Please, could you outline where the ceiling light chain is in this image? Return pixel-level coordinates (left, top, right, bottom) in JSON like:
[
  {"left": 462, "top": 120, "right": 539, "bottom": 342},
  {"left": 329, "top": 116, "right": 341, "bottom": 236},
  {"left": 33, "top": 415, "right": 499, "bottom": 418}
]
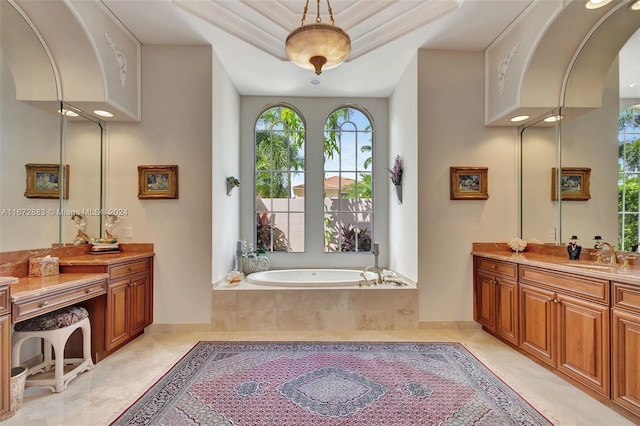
[{"left": 301, "top": 0, "right": 309, "bottom": 25}]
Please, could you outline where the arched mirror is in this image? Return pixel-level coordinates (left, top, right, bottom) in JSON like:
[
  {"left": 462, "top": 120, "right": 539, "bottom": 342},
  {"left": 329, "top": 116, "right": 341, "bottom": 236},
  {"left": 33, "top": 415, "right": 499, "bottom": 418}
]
[
  {"left": 0, "top": 0, "right": 105, "bottom": 251},
  {"left": 520, "top": 4, "right": 640, "bottom": 251}
]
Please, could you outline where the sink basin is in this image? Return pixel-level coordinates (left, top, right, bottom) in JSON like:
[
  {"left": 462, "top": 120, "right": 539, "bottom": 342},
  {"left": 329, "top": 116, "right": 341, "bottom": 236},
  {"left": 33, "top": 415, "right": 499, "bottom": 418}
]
[{"left": 561, "top": 262, "right": 617, "bottom": 271}]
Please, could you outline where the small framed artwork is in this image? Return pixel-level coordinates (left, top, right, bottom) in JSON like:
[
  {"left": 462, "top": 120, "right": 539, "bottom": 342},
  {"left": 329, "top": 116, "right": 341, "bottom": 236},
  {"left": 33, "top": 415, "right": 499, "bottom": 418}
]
[
  {"left": 450, "top": 167, "right": 488, "bottom": 200},
  {"left": 138, "top": 165, "right": 179, "bottom": 199},
  {"left": 551, "top": 167, "right": 590, "bottom": 201},
  {"left": 24, "top": 163, "right": 69, "bottom": 199}
]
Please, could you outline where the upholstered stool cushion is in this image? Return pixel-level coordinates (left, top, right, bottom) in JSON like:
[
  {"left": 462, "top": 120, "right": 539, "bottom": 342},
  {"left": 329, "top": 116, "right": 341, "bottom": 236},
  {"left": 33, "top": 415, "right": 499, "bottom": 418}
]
[{"left": 14, "top": 306, "right": 89, "bottom": 332}]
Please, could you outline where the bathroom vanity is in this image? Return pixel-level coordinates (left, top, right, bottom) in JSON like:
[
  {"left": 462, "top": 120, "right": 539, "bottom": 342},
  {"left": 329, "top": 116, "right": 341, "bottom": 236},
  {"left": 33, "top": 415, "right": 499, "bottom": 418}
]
[
  {"left": 0, "top": 243, "right": 154, "bottom": 406},
  {"left": 472, "top": 242, "right": 640, "bottom": 422}
]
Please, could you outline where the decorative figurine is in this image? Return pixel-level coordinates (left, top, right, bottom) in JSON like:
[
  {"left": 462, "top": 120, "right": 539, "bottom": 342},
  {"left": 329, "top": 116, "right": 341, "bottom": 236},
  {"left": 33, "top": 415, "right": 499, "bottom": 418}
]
[
  {"left": 71, "top": 214, "right": 90, "bottom": 245},
  {"left": 567, "top": 235, "right": 581, "bottom": 260},
  {"left": 104, "top": 214, "right": 122, "bottom": 241}
]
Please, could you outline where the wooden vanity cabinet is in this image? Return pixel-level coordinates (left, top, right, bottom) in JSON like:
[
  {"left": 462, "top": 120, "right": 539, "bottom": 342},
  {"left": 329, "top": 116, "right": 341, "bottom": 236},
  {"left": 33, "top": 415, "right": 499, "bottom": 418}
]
[
  {"left": 0, "top": 286, "right": 10, "bottom": 418},
  {"left": 106, "top": 271, "right": 151, "bottom": 351},
  {"left": 519, "top": 266, "right": 610, "bottom": 396},
  {"left": 612, "top": 282, "right": 640, "bottom": 414},
  {"left": 63, "top": 256, "right": 153, "bottom": 362},
  {"left": 473, "top": 257, "right": 519, "bottom": 345}
]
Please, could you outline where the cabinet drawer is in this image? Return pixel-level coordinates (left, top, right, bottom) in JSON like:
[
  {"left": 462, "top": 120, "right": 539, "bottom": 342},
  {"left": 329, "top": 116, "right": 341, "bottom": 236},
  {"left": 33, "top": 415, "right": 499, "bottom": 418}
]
[
  {"left": 476, "top": 258, "right": 517, "bottom": 278},
  {"left": 519, "top": 266, "right": 609, "bottom": 304},
  {"left": 0, "top": 287, "right": 9, "bottom": 316},
  {"left": 613, "top": 282, "right": 640, "bottom": 314},
  {"left": 12, "top": 279, "right": 107, "bottom": 323},
  {"left": 109, "top": 260, "right": 149, "bottom": 279}
]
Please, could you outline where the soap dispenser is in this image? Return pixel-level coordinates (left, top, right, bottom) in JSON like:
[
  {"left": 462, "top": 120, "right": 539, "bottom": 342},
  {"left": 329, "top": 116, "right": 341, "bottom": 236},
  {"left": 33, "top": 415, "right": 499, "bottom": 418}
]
[{"left": 567, "top": 235, "right": 581, "bottom": 260}]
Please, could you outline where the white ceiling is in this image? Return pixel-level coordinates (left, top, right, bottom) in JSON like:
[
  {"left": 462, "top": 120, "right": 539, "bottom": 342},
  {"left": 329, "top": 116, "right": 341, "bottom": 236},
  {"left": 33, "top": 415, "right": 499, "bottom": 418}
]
[{"left": 100, "top": 0, "right": 639, "bottom": 99}]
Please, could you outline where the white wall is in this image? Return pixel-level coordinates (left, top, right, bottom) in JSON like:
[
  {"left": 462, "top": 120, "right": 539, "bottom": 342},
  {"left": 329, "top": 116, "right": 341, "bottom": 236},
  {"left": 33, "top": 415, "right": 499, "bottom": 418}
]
[
  {"left": 418, "top": 49, "right": 518, "bottom": 322},
  {"left": 388, "top": 54, "right": 419, "bottom": 282},
  {"left": 106, "top": 45, "right": 214, "bottom": 324},
  {"left": 212, "top": 51, "right": 241, "bottom": 283}
]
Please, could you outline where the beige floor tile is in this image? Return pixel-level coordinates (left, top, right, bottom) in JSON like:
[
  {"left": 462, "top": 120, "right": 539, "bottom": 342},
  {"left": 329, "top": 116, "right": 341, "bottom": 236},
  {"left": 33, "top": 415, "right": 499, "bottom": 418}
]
[{"left": 1, "top": 329, "right": 635, "bottom": 426}]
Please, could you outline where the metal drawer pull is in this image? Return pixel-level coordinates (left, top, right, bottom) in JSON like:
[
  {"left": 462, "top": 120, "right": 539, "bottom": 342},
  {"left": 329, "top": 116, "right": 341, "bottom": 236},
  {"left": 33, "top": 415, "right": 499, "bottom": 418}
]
[
  {"left": 39, "top": 300, "right": 48, "bottom": 308},
  {"left": 86, "top": 288, "right": 93, "bottom": 294}
]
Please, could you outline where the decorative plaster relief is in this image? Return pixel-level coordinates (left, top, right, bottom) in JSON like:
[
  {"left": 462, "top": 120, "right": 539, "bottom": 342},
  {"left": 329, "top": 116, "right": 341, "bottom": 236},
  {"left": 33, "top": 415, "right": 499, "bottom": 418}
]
[
  {"left": 498, "top": 43, "right": 520, "bottom": 95},
  {"left": 104, "top": 32, "right": 127, "bottom": 88}
]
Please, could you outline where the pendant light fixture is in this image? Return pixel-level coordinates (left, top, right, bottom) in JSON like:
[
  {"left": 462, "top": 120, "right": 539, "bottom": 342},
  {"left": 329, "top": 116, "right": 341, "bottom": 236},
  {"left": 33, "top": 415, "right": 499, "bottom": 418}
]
[{"left": 285, "top": 0, "right": 351, "bottom": 75}]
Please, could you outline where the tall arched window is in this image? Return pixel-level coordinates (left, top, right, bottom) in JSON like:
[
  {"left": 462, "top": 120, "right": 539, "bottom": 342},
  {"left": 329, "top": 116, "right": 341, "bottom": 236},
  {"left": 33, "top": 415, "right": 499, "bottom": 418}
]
[
  {"left": 254, "top": 105, "right": 305, "bottom": 253},
  {"left": 323, "top": 106, "right": 374, "bottom": 252},
  {"left": 618, "top": 108, "right": 640, "bottom": 251}
]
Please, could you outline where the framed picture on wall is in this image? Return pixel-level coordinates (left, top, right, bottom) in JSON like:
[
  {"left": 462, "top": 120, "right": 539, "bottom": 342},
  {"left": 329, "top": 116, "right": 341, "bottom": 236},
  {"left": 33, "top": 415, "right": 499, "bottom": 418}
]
[
  {"left": 24, "top": 163, "right": 69, "bottom": 199},
  {"left": 450, "top": 167, "right": 488, "bottom": 200},
  {"left": 551, "top": 167, "right": 591, "bottom": 201},
  {"left": 138, "top": 165, "right": 179, "bottom": 199}
]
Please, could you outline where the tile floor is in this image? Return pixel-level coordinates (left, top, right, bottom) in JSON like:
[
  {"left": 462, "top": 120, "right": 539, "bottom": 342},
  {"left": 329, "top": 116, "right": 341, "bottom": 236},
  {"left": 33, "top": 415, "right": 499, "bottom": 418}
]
[{"left": 1, "top": 328, "right": 635, "bottom": 426}]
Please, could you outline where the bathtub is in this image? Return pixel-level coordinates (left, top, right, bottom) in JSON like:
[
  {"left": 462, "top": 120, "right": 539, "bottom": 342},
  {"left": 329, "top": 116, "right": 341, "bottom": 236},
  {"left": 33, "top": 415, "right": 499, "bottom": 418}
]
[{"left": 246, "top": 269, "right": 378, "bottom": 287}]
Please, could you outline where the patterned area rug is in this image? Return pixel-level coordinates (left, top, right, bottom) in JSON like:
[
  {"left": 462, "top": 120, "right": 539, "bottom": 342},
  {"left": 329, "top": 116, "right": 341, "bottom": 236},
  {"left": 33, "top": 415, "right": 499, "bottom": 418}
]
[{"left": 111, "top": 342, "right": 553, "bottom": 426}]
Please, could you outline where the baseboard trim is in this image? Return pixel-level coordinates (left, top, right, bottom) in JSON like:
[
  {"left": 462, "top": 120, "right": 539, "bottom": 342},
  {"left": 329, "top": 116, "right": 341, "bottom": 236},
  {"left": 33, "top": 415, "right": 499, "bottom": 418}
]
[
  {"left": 418, "top": 321, "right": 480, "bottom": 330},
  {"left": 145, "top": 323, "right": 213, "bottom": 333}
]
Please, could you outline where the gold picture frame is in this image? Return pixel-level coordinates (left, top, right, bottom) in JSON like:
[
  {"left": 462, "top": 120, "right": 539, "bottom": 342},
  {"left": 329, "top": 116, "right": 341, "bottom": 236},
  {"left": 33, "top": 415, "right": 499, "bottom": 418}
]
[
  {"left": 24, "top": 163, "right": 69, "bottom": 199},
  {"left": 551, "top": 167, "right": 591, "bottom": 201},
  {"left": 450, "top": 167, "right": 488, "bottom": 200},
  {"left": 138, "top": 165, "right": 179, "bottom": 199}
]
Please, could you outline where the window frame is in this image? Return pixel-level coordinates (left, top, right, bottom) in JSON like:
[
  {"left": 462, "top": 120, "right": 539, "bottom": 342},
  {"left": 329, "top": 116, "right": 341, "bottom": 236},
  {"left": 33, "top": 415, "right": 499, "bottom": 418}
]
[
  {"left": 322, "top": 105, "right": 375, "bottom": 253},
  {"left": 253, "top": 103, "right": 307, "bottom": 253}
]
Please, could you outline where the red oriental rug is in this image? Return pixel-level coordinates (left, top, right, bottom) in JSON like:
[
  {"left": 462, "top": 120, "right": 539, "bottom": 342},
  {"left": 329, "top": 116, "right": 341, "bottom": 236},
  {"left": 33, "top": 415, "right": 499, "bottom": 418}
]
[{"left": 110, "top": 341, "right": 553, "bottom": 426}]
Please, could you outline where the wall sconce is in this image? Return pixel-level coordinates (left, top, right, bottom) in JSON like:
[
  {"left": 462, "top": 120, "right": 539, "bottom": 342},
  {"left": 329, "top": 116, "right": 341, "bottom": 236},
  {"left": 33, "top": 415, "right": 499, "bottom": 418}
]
[{"left": 226, "top": 176, "right": 240, "bottom": 196}]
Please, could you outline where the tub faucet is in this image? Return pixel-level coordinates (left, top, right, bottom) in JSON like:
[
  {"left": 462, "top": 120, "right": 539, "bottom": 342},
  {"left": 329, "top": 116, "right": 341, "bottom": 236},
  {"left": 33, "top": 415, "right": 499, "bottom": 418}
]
[
  {"left": 373, "top": 242, "right": 380, "bottom": 271},
  {"left": 361, "top": 265, "right": 383, "bottom": 285},
  {"left": 594, "top": 240, "right": 618, "bottom": 265}
]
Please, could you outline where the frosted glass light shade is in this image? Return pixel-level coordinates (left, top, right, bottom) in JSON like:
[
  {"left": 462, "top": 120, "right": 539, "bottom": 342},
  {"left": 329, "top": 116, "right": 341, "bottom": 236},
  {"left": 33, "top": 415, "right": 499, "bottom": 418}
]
[{"left": 286, "top": 23, "right": 351, "bottom": 75}]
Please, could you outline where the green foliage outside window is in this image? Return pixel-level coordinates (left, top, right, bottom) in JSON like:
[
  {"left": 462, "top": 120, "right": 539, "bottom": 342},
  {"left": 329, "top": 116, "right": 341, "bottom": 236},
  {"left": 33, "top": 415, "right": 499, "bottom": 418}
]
[{"left": 618, "top": 109, "right": 640, "bottom": 251}]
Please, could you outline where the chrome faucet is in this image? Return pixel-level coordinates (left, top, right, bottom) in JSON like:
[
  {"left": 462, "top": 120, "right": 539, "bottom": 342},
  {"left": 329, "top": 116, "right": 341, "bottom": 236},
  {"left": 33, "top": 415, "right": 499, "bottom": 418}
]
[
  {"left": 360, "top": 243, "right": 383, "bottom": 285},
  {"left": 362, "top": 265, "right": 383, "bottom": 285},
  {"left": 594, "top": 240, "right": 618, "bottom": 265}
]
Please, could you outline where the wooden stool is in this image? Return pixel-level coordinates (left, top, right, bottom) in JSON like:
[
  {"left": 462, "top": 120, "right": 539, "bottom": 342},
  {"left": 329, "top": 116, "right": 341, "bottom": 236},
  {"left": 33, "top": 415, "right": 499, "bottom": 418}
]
[{"left": 12, "top": 306, "right": 94, "bottom": 393}]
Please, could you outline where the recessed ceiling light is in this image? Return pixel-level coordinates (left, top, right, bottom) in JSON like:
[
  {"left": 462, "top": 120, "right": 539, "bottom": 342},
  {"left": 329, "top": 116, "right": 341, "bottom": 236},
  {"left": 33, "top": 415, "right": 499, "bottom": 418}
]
[
  {"left": 310, "top": 79, "right": 320, "bottom": 85},
  {"left": 58, "top": 109, "right": 79, "bottom": 117},
  {"left": 630, "top": 0, "right": 640, "bottom": 10},
  {"left": 544, "top": 115, "right": 563, "bottom": 123},
  {"left": 93, "top": 110, "right": 113, "bottom": 118},
  {"left": 510, "top": 115, "right": 530, "bottom": 122},
  {"left": 585, "top": 0, "right": 612, "bottom": 9}
]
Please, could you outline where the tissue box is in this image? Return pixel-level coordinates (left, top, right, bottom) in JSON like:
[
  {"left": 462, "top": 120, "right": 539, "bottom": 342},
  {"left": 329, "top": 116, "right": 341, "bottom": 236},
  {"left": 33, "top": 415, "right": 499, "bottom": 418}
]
[{"left": 28, "top": 256, "right": 59, "bottom": 277}]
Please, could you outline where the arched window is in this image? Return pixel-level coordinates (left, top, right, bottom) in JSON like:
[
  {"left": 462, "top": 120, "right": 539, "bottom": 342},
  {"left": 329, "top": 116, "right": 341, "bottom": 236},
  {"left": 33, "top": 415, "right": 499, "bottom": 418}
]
[
  {"left": 254, "top": 105, "right": 305, "bottom": 253},
  {"left": 618, "top": 108, "right": 640, "bottom": 251},
  {"left": 323, "top": 106, "right": 373, "bottom": 252}
]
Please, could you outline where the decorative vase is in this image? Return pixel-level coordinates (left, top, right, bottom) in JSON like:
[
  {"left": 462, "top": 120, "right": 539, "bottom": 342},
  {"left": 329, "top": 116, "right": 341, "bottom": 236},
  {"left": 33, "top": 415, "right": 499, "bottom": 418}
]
[
  {"left": 395, "top": 183, "right": 403, "bottom": 204},
  {"left": 242, "top": 255, "right": 270, "bottom": 274}
]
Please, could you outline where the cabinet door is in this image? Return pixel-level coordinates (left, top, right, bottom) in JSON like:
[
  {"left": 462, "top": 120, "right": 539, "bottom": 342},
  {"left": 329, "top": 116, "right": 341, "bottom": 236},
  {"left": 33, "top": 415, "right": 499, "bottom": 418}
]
[
  {"left": 475, "top": 270, "right": 497, "bottom": 333},
  {"left": 613, "top": 308, "right": 640, "bottom": 413},
  {"left": 129, "top": 274, "right": 150, "bottom": 336},
  {"left": 557, "top": 294, "right": 610, "bottom": 396},
  {"left": 106, "top": 279, "right": 130, "bottom": 351},
  {"left": 519, "top": 283, "right": 555, "bottom": 366},
  {"left": 496, "top": 277, "right": 519, "bottom": 345},
  {"left": 0, "top": 315, "right": 9, "bottom": 418}
]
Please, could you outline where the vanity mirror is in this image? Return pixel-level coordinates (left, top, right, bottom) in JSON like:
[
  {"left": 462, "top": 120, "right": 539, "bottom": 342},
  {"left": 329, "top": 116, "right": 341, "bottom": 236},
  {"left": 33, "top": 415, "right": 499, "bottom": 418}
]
[
  {"left": 0, "top": 0, "right": 105, "bottom": 251},
  {"left": 519, "top": 7, "right": 639, "bottom": 250}
]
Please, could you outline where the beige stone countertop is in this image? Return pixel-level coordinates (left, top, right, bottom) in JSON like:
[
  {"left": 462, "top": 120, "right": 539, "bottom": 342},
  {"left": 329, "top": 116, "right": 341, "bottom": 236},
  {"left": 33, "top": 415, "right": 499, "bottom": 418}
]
[
  {"left": 10, "top": 273, "right": 108, "bottom": 302},
  {"left": 59, "top": 251, "right": 154, "bottom": 266},
  {"left": 0, "top": 276, "right": 18, "bottom": 286},
  {"left": 472, "top": 249, "right": 640, "bottom": 285}
]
